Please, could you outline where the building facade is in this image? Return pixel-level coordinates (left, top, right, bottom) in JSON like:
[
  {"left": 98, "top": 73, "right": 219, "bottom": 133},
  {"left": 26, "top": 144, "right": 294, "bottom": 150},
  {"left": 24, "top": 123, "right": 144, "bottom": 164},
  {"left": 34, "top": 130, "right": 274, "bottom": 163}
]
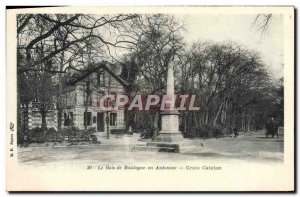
[{"left": 20, "top": 64, "right": 128, "bottom": 136}]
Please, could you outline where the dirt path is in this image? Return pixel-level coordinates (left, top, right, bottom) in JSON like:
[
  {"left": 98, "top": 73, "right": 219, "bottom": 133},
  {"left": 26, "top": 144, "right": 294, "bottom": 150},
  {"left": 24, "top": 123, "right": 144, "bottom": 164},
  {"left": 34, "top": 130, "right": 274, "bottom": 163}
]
[{"left": 17, "top": 131, "right": 283, "bottom": 167}]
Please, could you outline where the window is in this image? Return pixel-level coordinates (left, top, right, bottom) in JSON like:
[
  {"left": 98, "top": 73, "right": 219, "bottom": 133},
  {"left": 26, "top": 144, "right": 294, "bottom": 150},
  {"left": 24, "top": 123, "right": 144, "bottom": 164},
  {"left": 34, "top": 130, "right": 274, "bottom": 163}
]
[
  {"left": 84, "top": 112, "right": 92, "bottom": 126},
  {"left": 101, "top": 73, "right": 105, "bottom": 86},
  {"left": 69, "top": 112, "right": 73, "bottom": 120},
  {"left": 110, "top": 113, "right": 117, "bottom": 126},
  {"left": 97, "top": 73, "right": 101, "bottom": 86},
  {"left": 97, "top": 73, "right": 105, "bottom": 87},
  {"left": 64, "top": 112, "right": 73, "bottom": 126}
]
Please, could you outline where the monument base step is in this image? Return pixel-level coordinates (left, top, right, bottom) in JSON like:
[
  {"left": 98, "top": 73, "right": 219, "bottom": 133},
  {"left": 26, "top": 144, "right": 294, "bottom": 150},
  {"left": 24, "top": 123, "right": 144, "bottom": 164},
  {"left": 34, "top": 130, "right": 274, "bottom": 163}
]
[
  {"left": 133, "top": 145, "right": 176, "bottom": 152},
  {"left": 134, "top": 140, "right": 205, "bottom": 153},
  {"left": 153, "top": 132, "right": 184, "bottom": 143}
]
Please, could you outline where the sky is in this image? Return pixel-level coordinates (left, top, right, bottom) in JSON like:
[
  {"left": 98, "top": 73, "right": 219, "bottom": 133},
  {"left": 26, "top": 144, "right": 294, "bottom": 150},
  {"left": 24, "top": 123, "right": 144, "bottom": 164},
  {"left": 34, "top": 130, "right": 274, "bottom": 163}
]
[{"left": 176, "top": 14, "right": 284, "bottom": 80}]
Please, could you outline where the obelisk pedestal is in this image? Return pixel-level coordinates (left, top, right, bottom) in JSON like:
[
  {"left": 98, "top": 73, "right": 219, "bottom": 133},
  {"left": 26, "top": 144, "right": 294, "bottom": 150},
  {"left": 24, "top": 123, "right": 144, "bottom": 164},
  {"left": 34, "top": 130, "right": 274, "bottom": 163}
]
[{"left": 153, "top": 111, "right": 183, "bottom": 143}]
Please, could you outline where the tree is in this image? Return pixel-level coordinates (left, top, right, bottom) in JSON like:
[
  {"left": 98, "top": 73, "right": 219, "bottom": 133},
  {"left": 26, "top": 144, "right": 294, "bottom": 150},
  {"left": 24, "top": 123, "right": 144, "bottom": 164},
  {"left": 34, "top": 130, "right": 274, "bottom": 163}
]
[
  {"left": 120, "top": 14, "right": 185, "bottom": 132},
  {"left": 17, "top": 14, "right": 139, "bottom": 142},
  {"left": 252, "top": 14, "right": 273, "bottom": 38},
  {"left": 131, "top": 14, "right": 184, "bottom": 94},
  {"left": 179, "top": 41, "right": 277, "bottom": 133}
]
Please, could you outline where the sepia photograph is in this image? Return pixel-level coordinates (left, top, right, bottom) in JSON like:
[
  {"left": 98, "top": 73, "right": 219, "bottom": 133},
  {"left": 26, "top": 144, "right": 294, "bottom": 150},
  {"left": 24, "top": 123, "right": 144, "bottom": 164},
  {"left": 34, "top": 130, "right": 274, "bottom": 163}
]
[{"left": 6, "top": 6, "right": 294, "bottom": 191}]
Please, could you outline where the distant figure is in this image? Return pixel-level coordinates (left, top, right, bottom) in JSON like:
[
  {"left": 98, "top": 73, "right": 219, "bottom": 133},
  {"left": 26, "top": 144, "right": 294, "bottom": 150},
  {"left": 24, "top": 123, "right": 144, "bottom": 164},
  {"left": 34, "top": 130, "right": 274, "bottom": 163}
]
[
  {"left": 233, "top": 127, "right": 239, "bottom": 138},
  {"left": 128, "top": 126, "right": 133, "bottom": 135},
  {"left": 265, "top": 118, "right": 279, "bottom": 138}
]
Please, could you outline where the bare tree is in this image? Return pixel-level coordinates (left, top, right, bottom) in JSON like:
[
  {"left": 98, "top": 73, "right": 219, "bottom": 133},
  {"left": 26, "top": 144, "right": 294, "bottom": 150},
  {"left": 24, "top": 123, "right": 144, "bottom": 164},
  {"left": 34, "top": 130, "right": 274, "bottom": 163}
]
[
  {"left": 180, "top": 41, "right": 277, "bottom": 135},
  {"left": 252, "top": 14, "right": 273, "bottom": 38}
]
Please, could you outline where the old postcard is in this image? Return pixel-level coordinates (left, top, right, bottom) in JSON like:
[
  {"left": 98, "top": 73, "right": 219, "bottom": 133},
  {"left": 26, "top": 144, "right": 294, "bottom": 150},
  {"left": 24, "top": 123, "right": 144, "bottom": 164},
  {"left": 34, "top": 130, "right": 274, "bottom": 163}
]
[{"left": 6, "top": 6, "right": 294, "bottom": 191}]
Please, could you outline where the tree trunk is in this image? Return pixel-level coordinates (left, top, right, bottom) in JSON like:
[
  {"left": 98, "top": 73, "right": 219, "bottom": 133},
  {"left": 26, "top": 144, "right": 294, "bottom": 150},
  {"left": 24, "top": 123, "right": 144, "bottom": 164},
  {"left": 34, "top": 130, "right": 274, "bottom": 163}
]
[
  {"left": 106, "top": 75, "right": 112, "bottom": 139},
  {"left": 184, "top": 112, "right": 187, "bottom": 132},
  {"left": 231, "top": 108, "right": 236, "bottom": 129},
  {"left": 57, "top": 50, "right": 65, "bottom": 132},
  {"left": 106, "top": 112, "right": 110, "bottom": 139},
  {"left": 57, "top": 109, "right": 62, "bottom": 132},
  {"left": 205, "top": 106, "right": 209, "bottom": 124},
  {"left": 247, "top": 109, "right": 251, "bottom": 132},
  {"left": 221, "top": 98, "right": 228, "bottom": 124},
  {"left": 84, "top": 105, "right": 88, "bottom": 131},
  {"left": 193, "top": 111, "right": 198, "bottom": 127},
  {"left": 213, "top": 102, "right": 223, "bottom": 126},
  {"left": 84, "top": 80, "right": 91, "bottom": 132},
  {"left": 241, "top": 111, "right": 245, "bottom": 132},
  {"left": 41, "top": 111, "right": 47, "bottom": 129}
]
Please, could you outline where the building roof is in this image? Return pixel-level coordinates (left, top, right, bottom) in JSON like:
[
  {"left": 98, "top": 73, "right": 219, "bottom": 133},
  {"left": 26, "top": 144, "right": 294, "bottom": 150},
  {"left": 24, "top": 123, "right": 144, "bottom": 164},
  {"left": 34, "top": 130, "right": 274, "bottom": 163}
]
[{"left": 66, "top": 62, "right": 129, "bottom": 88}]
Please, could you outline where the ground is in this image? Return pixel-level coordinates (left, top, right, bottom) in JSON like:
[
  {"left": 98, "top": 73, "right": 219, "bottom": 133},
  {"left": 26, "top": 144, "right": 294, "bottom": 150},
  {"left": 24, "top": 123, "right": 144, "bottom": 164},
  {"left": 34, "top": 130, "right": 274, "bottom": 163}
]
[{"left": 18, "top": 130, "right": 283, "bottom": 167}]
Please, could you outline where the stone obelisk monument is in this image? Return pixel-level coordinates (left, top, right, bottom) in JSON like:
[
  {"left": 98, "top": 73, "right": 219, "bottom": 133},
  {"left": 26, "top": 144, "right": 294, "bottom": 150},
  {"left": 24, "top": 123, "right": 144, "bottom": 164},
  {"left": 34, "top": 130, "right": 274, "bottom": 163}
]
[
  {"left": 140, "top": 67, "right": 201, "bottom": 152},
  {"left": 154, "top": 65, "right": 183, "bottom": 143}
]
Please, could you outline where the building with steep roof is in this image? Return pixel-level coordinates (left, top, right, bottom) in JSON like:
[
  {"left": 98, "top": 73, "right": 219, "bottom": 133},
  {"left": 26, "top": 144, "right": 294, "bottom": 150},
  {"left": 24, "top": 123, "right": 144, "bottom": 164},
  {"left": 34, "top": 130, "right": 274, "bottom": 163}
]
[{"left": 20, "top": 63, "right": 129, "bottom": 136}]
